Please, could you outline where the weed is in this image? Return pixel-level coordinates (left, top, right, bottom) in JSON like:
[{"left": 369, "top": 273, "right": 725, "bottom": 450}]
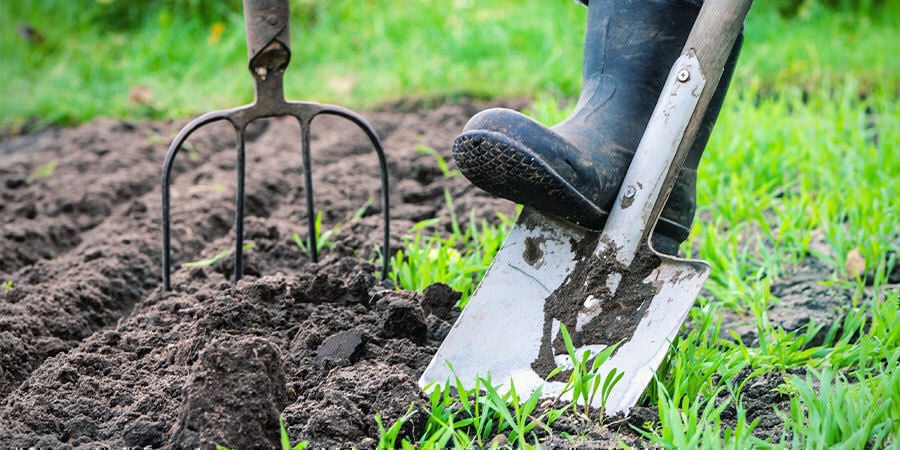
[
  {"left": 418, "top": 371, "right": 562, "bottom": 450},
  {"left": 278, "top": 414, "right": 309, "bottom": 450},
  {"left": 375, "top": 404, "right": 417, "bottom": 450},
  {"left": 388, "top": 195, "right": 509, "bottom": 307},
  {"left": 182, "top": 243, "right": 256, "bottom": 269},
  {"left": 416, "top": 145, "right": 461, "bottom": 178},
  {"left": 553, "top": 323, "right": 623, "bottom": 418},
  {"left": 292, "top": 210, "right": 337, "bottom": 257},
  {"left": 639, "top": 380, "right": 769, "bottom": 449},
  {"left": 1, "top": 280, "right": 12, "bottom": 292},
  {"left": 293, "top": 200, "right": 371, "bottom": 257},
  {"left": 26, "top": 159, "right": 58, "bottom": 184},
  {"left": 780, "top": 354, "right": 898, "bottom": 449}
]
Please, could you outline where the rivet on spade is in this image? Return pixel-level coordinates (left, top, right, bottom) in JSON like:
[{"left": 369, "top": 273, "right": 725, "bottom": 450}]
[{"left": 677, "top": 69, "right": 690, "bottom": 82}]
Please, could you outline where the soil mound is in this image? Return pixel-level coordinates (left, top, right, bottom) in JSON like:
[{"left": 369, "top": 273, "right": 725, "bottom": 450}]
[{"left": 0, "top": 100, "right": 516, "bottom": 448}]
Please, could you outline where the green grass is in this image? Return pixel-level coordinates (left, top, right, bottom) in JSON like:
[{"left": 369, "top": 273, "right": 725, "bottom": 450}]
[
  {"left": 2, "top": 1, "right": 897, "bottom": 127},
  {"left": 387, "top": 60, "right": 898, "bottom": 448},
  {"left": 182, "top": 242, "right": 256, "bottom": 269},
  {"left": 414, "top": 371, "right": 564, "bottom": 449},
  {"left": 389, "top": 190, "right": 511, "bottom": 308}
]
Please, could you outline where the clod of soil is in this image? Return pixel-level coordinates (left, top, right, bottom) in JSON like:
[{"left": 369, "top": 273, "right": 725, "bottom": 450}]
[{"left": 532, "top": 234, "right": 661, "bottom": 379}]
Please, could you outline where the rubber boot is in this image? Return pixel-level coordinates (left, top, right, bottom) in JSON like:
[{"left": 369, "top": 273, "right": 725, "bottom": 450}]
[{"left": 452, "top": 0, "right": 742, "bottom": 255}]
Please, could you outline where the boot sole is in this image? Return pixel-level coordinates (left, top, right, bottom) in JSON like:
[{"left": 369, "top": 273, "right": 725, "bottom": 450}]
[
  {"left": 453, "top": 130, "right": 689, "bottom": 254},
  {"left": 453, "top": 130, "right": 609, "bottom": 229}
]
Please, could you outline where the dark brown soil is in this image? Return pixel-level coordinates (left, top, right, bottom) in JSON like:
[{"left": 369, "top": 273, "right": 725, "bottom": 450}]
[
  {"left": 532, "top": 235, "right": 661, "bottom": 379},
  {"left": 0, "top": 99, "right": 867, "bottom": 448}
]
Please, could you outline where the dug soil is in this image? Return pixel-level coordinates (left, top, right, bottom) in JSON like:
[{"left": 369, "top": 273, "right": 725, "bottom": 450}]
[{"left": 0, "top": 99, "right": 874, "bottom": 448}]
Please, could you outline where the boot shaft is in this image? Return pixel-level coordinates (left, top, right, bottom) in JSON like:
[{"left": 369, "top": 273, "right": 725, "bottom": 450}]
[
  {"left": 559, "top": 0, "right": 703, "bottom": 154},
  {"left": 582, "top": 0, "right": 700, "bottom": 89}
]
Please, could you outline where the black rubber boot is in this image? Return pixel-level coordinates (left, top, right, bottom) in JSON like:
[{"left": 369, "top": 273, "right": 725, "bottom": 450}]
[{"left": 452, "top": 0, "right": 741, "bottom": 255}]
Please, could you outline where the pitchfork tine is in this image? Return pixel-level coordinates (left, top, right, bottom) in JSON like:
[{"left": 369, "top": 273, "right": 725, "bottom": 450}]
[
  {"left": 161, "top": 0, "right": 390, "bottom": 292},
  {"left": 162, "top": 111, "right": 233, "bottom": 292}
]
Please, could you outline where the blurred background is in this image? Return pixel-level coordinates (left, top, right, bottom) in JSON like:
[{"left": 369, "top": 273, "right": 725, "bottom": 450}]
[{"left": 0, "top": 0, "right": 896, "bottom": 129}]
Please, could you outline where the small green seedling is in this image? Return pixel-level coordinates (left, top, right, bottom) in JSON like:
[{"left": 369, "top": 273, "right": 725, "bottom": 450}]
[
  {"left": 182, "top": 243, "right": 256, "bottom": 269},
  {"left": 293, "top": 210, "right": 337, "bottom": 256},
  {"left": 555, "top": 323, "right": 623, "bottom": 418},
  {"left": 375, "top": 404, "right": 417, "bottom": 450},
  {"left": 293, "top": 200, "right": 372, "bottom": 257},
  {"left": 278, "top": 414, "right": 309, "bottom": 450},
  {"left": 416, "top": 145, "right": 461, "bottom": 178},
  {"left": 1, "top": 280, "right": 12, "bottom": 292},
  {"left": 26, "top": 159, "right": 58, "bottom": 184}
]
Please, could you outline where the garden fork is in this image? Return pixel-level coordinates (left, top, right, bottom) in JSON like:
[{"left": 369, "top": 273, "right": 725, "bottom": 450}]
[{"left": 162, "top": 0, "right": 390, "bottom": 291}]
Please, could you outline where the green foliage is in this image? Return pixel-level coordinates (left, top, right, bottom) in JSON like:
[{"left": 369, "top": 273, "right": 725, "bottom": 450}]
[
  {"left": 417, "top": 371, "right": 560, "bottom": 450},
  {"left": 781, "top": 353, "right": 899, "bottom": 449},
  {"left": 292, "top": 210, "right": 337, "bottom": 257},
  {"left": 554, "top": 323, "right": 623, "bottom": 418},
  {"left": 182, "top": 242, "right": 256, "bottom": 269},
  {"left": 80, "top": 0, "right": 241, "bottom": 30},
  {"left": 26, "top": 159, "right": 57, "bottom": 184},
  {"left": 293, "top": 200, "right": 372, "bottom": 257},
  {"left": 776, "top": 0, "right": 889, "bottom": 18},
  {"left": 407, "top": 329, "right": 626, "bottom": 447},
  {"left": 1, "top": 280, "right": 12, "bottom": 292},
  {"left": 640, "top": 381, "right": 769, "bottom": 449},
  {"left": 375, "top": 405, "right": 417, "bottom": 450},
  {"left": 3, "top": 1, "right": 896, "bottom": 126},
  {"left": 388, "top": 193, "right": 510, "bottom": 307},
  {"left": 279, "top": 414, "right": 309, "bottom": 450}
]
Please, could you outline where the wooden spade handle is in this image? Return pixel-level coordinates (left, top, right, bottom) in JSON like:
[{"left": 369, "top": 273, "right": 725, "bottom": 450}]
[
  {"left": 600, "top": 0, "right": 754, "bottom": 262},
  {"left": 648, "top": 0, "right": 755, "bottom": 241}
]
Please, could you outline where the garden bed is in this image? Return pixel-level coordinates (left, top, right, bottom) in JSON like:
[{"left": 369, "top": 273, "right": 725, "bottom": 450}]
[{"left": 0, "top": 99, "right": 882, "bottom": 448}]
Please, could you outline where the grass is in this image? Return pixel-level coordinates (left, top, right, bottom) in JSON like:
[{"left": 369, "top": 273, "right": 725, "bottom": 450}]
[
  {"left": 292, "top": 210, "right": 338, "bottom": 257},
  {"left": 389, "top": 191, "right": 511, "bottom": 308},
  {"left": 25, "top": 159, "right": 57, "bottom": 184},
  {"left": 386, "top": 57, "right": 898, "bottom": 448},
  {"left": 182, "top": 242, "right": 256, "bottom": 269},
  {"left": 3, "top": 0, "right": 897, "bottom": 447},
  {"left": 1, "top": 2, "right": 897, "bottom": 127},
  {"left": 415, "top": 371, "right": 564, "bottom": 449}
]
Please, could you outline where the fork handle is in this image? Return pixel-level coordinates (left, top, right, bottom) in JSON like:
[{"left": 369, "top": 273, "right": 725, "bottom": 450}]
[{"left": 243, "top": 0, "right": 291, "bottom": 77}]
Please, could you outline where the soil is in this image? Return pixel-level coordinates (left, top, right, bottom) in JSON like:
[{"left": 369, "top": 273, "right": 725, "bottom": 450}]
[
  {"left": 532, "top": 235, "right": 661, "bottom": 380},
  {"left": 0, "top": 99, "right": 889, "bottom": 448}
]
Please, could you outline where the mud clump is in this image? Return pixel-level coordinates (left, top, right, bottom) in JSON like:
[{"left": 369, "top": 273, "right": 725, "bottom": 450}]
[
  {"left": 379, "top": 292, "right": 428, "bottom": 344},
  {"left": 315, "top": 329, "right": 366, "bottom": 365},
  {"left": 173, "top": 337, "right": 289, "bottom": 448},
  {"left": 533, "top": 234, "right": 661, "bottom": 379}
]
